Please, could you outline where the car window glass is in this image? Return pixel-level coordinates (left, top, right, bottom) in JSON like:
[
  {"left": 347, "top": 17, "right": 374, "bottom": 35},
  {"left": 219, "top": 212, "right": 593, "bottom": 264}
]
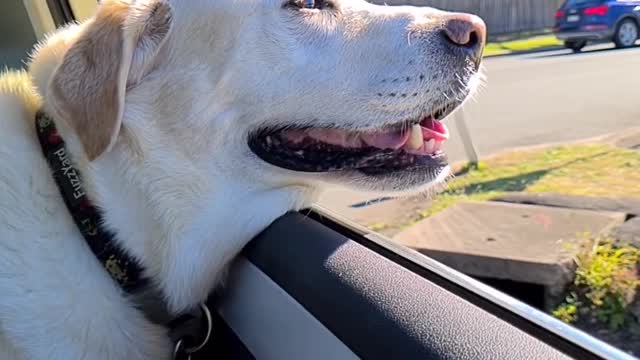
[
  {"left": 565, "top": 0, "right": 606, "bottom": 6},
  {"left": 1, "top": 1, "right": 37, "bottom": 69}
]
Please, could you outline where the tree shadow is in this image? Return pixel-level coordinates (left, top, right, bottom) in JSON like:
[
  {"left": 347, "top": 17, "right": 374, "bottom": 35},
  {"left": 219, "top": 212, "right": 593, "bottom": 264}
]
[
  {"left": 348, "top": 150, "right": 614, "bottom": 208},
  {"left": 454, "top": 150, "right": 614, "bottom": 196},
  {"left": 460, "top": 169, "right": 549, "bottom": 195}
]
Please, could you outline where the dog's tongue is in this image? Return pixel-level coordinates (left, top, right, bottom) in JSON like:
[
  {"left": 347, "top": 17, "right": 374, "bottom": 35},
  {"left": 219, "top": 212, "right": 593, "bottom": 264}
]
[
  {"left": 360, "top": 131, "right": 410, "bottom": 149},
  {"left": 285, "top": 118, "right": 448, "bottom": 151}
]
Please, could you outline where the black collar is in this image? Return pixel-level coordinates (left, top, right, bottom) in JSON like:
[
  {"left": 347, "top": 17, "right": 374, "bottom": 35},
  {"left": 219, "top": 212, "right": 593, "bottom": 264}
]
[
  {"left": 35, "top": 111, "right": 148, "bottom": 292},
  {"left": 35, "top": 111, "right": 212, "bottom": 355}
]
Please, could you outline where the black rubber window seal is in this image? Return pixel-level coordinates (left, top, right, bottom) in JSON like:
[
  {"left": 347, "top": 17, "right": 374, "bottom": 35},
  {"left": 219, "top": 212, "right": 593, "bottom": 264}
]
[{"left": 46, "top": 0, "right": 77, "bottom": 27}]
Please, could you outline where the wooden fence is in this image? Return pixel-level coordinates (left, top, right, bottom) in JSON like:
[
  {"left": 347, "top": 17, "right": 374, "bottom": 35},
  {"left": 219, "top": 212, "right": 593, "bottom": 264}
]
[{"left": 369, "top": 0, "right": 565, "bottom": 37}]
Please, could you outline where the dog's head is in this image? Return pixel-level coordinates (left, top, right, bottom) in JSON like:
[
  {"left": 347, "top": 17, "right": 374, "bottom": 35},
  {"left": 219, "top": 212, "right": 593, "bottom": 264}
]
[{"left": 32, "top": 0, "right": 485, "bottom": 198}]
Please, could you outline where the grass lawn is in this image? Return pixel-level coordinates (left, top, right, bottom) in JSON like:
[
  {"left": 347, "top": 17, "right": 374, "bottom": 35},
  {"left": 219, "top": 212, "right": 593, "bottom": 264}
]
[
  {"left": 484, "top": 35, "right": 563, "bottom": 56},
  {"left": 399, "top": 143, "right": 640, "bottom": 230}
]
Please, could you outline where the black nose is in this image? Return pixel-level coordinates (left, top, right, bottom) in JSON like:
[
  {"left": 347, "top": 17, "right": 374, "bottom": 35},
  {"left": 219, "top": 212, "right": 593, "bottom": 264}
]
[{"left": 441, "top": 13, "right": 486, "bottom": 64}]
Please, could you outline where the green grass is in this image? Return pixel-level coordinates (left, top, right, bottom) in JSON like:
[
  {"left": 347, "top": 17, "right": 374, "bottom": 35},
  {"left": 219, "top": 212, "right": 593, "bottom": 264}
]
[
  {"left": 369, "top": 222, "right": 390, "bottom": 232},
  {"left": 553, "top": 235, "right": 640, "bottom": 331},
  {"left": 403, "top": 143, "right": 640, "bottom": 228},
  {"left": 484, "top": 35, "right": 563, "bottom": 56}
]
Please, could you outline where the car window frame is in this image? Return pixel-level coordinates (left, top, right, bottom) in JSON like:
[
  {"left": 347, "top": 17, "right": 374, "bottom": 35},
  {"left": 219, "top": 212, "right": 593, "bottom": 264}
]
[{"left": 308, "top": 205, "right": 636, "bottom": 360}]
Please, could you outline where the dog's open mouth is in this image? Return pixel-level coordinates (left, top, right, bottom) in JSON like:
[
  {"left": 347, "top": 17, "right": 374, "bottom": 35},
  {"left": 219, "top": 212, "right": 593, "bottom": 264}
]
[{"left": 248, "top": 103, "right": 458, "bottom": 176}]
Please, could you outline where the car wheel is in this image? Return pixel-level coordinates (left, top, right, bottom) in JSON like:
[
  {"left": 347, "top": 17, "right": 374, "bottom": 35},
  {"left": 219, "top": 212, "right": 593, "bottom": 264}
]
[
  {"left": 614, "top": 19, "right": 639, "bottom": 48},
  {"left": 564, "top": 40, "right": 586, "bottom": 52}
]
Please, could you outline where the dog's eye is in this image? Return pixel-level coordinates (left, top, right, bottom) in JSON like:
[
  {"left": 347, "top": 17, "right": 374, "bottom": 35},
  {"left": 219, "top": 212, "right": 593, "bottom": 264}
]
[{"left": 284, "top": 0, "right": 334, "bottom": 10}]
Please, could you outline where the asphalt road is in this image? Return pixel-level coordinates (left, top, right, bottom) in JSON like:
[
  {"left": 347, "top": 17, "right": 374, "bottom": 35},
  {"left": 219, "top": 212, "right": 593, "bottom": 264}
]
[{"left": 318, "top": 43, "right": 640, "bottom": 212}]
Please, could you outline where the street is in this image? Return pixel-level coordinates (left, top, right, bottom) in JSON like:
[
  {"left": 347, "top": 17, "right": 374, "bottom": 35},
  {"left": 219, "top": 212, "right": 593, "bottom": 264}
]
[{"left": 318, "top": 44, "right": 640, "bottom": 212}]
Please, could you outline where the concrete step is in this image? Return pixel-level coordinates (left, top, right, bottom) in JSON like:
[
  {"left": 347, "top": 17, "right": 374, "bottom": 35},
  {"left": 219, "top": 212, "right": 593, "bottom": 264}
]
[{"left": 393, "top": 201, "right": 626, "bottom": 306}]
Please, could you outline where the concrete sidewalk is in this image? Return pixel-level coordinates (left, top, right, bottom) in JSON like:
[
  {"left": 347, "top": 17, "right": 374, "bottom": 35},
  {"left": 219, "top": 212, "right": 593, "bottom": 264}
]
[{"left": 393, "top": 200, "right": 627, "bottom": 309}]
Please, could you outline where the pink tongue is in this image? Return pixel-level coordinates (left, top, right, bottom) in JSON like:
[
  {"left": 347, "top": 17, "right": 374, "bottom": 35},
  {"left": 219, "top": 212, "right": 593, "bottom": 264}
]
[
  {"left": 360, "top": 131, "right": 410, "bottom": 149},
  {"left": 421, "top": 117, "right": 449, "bottom": 141}
]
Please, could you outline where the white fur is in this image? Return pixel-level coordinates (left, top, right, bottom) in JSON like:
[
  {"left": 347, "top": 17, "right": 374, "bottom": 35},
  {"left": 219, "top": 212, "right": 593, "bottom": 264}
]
[{"left": 0, "top": 0, "right": 483, "bottom": 358}]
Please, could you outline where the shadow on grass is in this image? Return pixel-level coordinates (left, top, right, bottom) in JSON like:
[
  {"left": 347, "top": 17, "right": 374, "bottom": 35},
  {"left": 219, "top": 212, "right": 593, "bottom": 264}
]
[
  {"left": 460, "top": 169, "right": 549, "bottom": 195},
  {"left": 452, "top": 150, "right": 614, "bottom": 197}
]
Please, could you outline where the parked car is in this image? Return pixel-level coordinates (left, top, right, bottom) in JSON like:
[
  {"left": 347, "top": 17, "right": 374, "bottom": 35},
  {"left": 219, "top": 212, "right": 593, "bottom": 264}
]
[{"left": 553, "top": 0, "right": 640, "bottom": 51}]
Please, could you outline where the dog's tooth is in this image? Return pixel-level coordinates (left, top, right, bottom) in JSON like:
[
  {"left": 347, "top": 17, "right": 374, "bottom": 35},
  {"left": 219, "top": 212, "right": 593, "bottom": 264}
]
[
  {"left": 425, "top": 139, "right": 435, "bottom": 153},
  {"left": 407, "top": 124, "right": 423, "bottom": 150}
]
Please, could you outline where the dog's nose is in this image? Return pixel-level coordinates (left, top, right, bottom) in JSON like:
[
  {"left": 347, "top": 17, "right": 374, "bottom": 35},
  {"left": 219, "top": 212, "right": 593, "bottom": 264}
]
[{"left": 441, "top": 13, "right": 486, "bottom": 63}]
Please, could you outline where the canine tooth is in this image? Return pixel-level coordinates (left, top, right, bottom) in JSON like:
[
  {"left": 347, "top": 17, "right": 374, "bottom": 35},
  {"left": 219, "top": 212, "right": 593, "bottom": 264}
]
[
  {"left": 407, "top": 124, "right": 423, "bottom": 150},
  {"left": 425, "top": 139, "right": 435, "bottom": 153}
]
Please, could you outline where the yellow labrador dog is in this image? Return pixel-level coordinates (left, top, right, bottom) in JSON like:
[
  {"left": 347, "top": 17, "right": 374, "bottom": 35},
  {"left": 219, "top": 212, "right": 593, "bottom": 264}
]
[{"left": 0, "top": 0, "right": 485, "bottom": 358}]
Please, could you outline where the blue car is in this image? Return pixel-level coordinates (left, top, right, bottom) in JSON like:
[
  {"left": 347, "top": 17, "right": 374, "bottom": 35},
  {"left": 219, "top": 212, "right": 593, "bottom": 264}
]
[{"left": 554, "top": 0, "right": 640, "bottom": 51}]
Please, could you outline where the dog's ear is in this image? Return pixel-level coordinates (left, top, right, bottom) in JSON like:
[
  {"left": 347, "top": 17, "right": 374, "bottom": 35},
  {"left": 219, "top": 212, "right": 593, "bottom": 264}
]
[{"left": 48, "top": 0, "right": 173, "bottom": 161}]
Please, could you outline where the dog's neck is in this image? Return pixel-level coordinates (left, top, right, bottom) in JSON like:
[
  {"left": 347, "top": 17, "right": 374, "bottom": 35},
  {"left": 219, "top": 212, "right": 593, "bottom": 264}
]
[
  {"left": 78, "top": 147, "right": 312, "bottom": 313},
  {"left": 29, "top": 26, "right": 317, "bottom": 313}
]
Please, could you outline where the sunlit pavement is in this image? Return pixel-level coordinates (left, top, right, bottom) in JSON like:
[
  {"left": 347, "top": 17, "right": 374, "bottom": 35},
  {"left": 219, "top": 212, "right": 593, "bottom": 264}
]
[{"left": 317, "top": 44, "right": 640, "bottom": 212}]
